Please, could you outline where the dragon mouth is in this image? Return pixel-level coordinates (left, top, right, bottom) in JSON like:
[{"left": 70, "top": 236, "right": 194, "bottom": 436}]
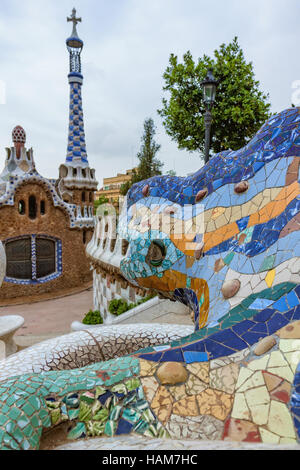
[{"left": 145, "top": 240, "right": 166, "bottom": 267}]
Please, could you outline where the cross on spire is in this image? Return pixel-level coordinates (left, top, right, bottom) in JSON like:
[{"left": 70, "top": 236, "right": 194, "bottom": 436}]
[{"left": 67, "top": 8, "right": 81, "bottom": 37}]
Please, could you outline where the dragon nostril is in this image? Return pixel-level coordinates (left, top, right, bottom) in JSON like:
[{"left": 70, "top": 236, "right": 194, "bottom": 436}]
[{"left": 146, "top": 240, "right": 166, "bottom": 267}]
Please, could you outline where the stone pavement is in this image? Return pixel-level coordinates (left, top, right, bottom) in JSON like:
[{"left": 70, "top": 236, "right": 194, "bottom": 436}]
[
  {"left": 0, "top": 287, "right": 94, "bottom": 348},
  {"left": 55, "top": 434, "right": 300, "bottom": 451},
  {"left": 0, "top": 289, "right": 192, "bottom": 348}
]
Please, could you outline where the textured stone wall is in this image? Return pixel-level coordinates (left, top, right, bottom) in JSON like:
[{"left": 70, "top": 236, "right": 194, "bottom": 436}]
[{"left": 0, "top": 181, "right": 93, "bottom": 301}]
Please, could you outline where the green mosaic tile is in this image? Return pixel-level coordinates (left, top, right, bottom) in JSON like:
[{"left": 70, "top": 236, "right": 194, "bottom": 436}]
[
  {"left": 224, "top": 252, "right": 235, "bottom": 265},
  {"left": 95, "top": 386, "right": 107, "bottom": 397},
  {"left": 91, "top": 400, "right": 101, "bottom": 415},
  {"left": 68, "top": 408, "right": 79, "bottom": 420},
  {"left": 123, "top": 393, "right": 137, "bottom": 407},
  {"left": 23, "top": 424, "right": 34, "bottom": 438},
  {"left": 5, "top": 421, "right": 16, "bottom": 434},
  {"left": 28, "top": 396, "right": 42, "bottom": 410},
  {"left": 39, "top": 408, "right": 51, "bottom": 428},
  {"left": 259, "top": 254, "right": 276, "bottom": 272},
  {"left": 21, "top": 402, "right": 36, "bottom": 417},
  {"left": 109, "top": 405, "right": 122, "bottom": 421},
  {"left": 122, "top": 407, "right": 141, "bottom": 424},
  {"left": 17, "top": 416, "right": 30, "bottom": 429},
  {"left": 104, "top": 419, "right": 117, "bottom": 437},
  {"left": 125, "top": 378, "right": 141, "bottom": 391},
  {"left": 13, "top": 382, "right": 28, "bottom": 391},
  {"left": 50, "top": 408, "right": 61, "bottom": 425},
  {"left": 86, "top": 421, "right": 105, "bottom": 437},
  {"left": 63, "top": 393, "right": 79, "bottom": 408},
  {"left": 0, "top": 415, "right": 8, "bottom": 426},
  {"left": 111, "top": 383, "right": 127, "bottom": 394},
  {"left": 80, "top": 392, "right": 95, "bottom": 404},
  {"left": 28, "top": 435, "right": 40, "bottom": 450},
  {"left": 141, "top": 409, "right": 156, "bottom": 423},
  {"left": 11, "top": 427, "right": 24, "bottom": 444},
  {"left": 8, "top": 407, "right": 22, "bottom": 421},
  {"left": 78, "top": 401, "right": 92, "bottom": 422},
  {"left": 6, "top": 396, "right": 17, "bottom": 407},
  {"left": 133, "top": 419, "right": 149, "bottom": 434},
  {"left": 132, "top": 399, "right": 149, "bottom": 412},
  {"left": 4, "top": 436, "right": 19, "bottom": 450},
  {"left": 93, "top": 408, "right": 109, "bottom": 423},
  {"left": 67, "top": 422, "right": 86, "bottom": 440},
  {"left": 30, "top": 415, "right": 42, "bottom": 428}
]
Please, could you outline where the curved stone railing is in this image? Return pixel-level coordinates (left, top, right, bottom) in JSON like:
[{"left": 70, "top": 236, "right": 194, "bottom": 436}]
[
  {"left": 86, "top": 212, "right": 150, "bottom": 323},
  {"left": 0, "top": 323, "right": 194, "bottom": 382}
]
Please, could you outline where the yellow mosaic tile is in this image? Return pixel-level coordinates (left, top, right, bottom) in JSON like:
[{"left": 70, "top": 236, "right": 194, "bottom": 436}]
[
  {"left": 211, "top": 207, "right": 226, "bottom": 220},
  {"left": 141, "top": 376, "right": 159, "bottom": 403},
  {"left": 231, "top": 392, "right": 251, "bottom": 421},
  {"left": 234, "top": 367, "right": 253, "bottom": 390},
  {"left": 265, "top": 269, "right": 275, "bottom": 288},
  {"left": 185, "top": 374, "right": 208, "bottom": 395},
  {"left": 268, "top": 351, "right": 289, "bottom": 368},
  {"left": 267, "top": 366, "right": 294, "bottom": 383},
  {"left": 172, "top": 395, "right": 199, "bottom": 417},
  {"left": 209, "top": 363, "right": 240, "bottom": 394},
  {"left": 244, "top": 385, "right": 270, "bottom": 407},
  {"left": 237, "top": 371, "right": 265, "bottom": 392},
  {"left": 267, "top": 400, "right": 296, "bottom": 439},
  {"left": 279, "top": 338, "right": 300, "bottom": 352},
  {"left": 250, "top": 403, "right": 270, "bottom": 426},
  {"left": 247, "top": 355, "right": 269, "bottom": 371},
  {"left": 187, "top": 362, "right": 210, "bottom": 384},
  {"left": 284, "top": 351, "right": 300, "bottom": 373},
  {"left": 280, "top": 437, "right": 297, "bottom": 444},
  {"left": 168, "top": 384, "right": 188, "bottom": 401},
  {"left": 277, "top": 320, "right": 300, "bottom": 338},
  {"left": 151, "top": 386, "right": 174, "bottom": 425},
  {"left": 139, "top": 359, "right": 158, "bottom": 377},
  {"left": 259, "top": 427, "right": 280, "bottom": 444},
  {"left": 196, "top": 389, "right": 233, "bottom": 421}
]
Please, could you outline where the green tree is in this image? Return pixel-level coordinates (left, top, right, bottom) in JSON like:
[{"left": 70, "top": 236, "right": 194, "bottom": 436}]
[
  {"left": 158, "top": 37, "right": 272, "bottom": 158},
  {"left": 94, "top": 195, "right": 109, "bottom": 212},
  {"left": 120, "top": 118, "right": 163, "bottom": 195}
]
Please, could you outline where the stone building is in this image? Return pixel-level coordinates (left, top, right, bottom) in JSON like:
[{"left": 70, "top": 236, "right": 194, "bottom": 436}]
[
  {"left": 0, "top": 9, "right": 97, "bottom": 302},
  {"left": 95, "top": 168, "right": 137, "bottom": 206}
]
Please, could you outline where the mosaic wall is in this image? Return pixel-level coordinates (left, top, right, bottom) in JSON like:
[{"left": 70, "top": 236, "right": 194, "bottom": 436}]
[
  {"left": 0, "top": 107, "right": 300, "bottom": 449},
  {"left": 66, "top": 81, "right": 88, "bottom": 164}
]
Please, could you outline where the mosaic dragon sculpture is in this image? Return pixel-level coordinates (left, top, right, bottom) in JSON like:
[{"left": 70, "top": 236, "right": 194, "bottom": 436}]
[{"left": 1, "top": 106, "right": 300, "bottom": 449}]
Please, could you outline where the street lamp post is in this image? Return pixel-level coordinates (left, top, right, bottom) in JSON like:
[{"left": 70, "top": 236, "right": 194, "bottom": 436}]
[{"left": 201, "top": 69, "right": 218, "bottom": 164}]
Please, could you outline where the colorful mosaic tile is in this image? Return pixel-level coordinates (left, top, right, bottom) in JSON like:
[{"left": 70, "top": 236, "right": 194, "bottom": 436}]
[{"left": 1, "top": 107, "right": 300, "bottom": 449}]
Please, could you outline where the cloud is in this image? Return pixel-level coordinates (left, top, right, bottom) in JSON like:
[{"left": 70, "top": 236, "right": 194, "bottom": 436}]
[{"left": 0, "top": 0, "right": 298, "bottom": 184}]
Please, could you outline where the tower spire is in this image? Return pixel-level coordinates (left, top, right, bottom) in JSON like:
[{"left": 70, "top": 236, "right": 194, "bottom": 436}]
[
  {"left": 65, "top": 7, "right": 87, "bottom": 164},
  {"left": 67, "top": 8, "right": 81, "bottom": 38},
  {"left": 58, "top": 9, "right": 97, "bottom": 220}
]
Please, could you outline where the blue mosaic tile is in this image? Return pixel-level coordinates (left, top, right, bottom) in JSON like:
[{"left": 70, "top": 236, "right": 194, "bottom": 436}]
[{"left": 183, "top": 351, "right": 209, "bottom": 363}]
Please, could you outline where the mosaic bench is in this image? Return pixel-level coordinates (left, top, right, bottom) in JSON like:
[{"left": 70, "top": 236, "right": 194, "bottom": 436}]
[{"left": 1, "top": 106, "right": 300, "bottom": 449}]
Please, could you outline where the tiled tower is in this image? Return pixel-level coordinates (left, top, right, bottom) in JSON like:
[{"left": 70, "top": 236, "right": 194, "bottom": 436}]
[{"left": 58, "top": 8, "right": 97, "bottom": 212}]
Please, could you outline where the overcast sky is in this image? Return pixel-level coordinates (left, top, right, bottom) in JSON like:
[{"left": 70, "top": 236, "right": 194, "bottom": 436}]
[{"left": 0, "top": 0, "right": 299, "bottom": 186}]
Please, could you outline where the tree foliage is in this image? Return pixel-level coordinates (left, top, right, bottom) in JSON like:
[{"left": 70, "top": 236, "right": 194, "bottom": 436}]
[
  {"left": 94, "top": 195, "right": 109, "bottom": 212},
  {"left": 120, "top": 118, "right": 163, "bottom": 195},
  {"left": 158, "top": 37, "right": 272, "bottom": 157}
]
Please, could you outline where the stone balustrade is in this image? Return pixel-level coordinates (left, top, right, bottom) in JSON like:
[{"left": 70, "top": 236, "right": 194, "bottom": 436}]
[{"left": 86, "top": 213, "right": 149, "bottom": 323}]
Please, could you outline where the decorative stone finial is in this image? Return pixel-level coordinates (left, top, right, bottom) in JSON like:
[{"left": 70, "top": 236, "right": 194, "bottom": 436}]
[
  {"left": 12, "top": 126, "right": 26, "bottom": 159},
  {"left": 12, "top": 126, "right": 26, "bottom": 144}
]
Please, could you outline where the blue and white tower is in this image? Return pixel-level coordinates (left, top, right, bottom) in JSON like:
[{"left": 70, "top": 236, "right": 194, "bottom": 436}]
[
  {"left": 58, "top": 8, "right": 97, "bottom": 207},
  {"left": 66, "top": 8, "right": 87, "bottom": 164}
]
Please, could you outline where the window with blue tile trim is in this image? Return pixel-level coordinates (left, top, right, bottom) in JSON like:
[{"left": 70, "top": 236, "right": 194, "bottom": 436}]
[{"left": 4, "top": 234, "right": 62, "bottom": 285}]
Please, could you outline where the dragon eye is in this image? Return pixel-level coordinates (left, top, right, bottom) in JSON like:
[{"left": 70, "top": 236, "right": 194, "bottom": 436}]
[{"left": 146, "top": 240, "right": 166, "bottom": 267}]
